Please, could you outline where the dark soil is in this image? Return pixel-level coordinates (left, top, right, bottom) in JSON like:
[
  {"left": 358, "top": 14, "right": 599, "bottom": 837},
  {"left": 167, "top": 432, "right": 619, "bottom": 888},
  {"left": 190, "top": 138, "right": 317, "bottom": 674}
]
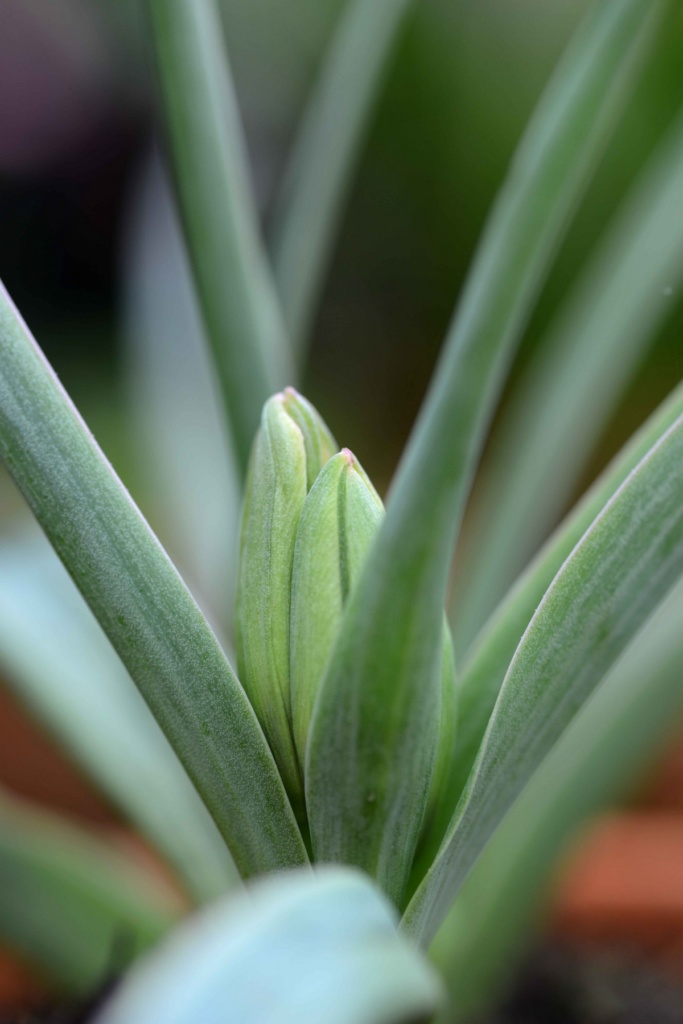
[
  {"left": 0, "top": 978, "right": 116, "bottom": 1024},
  {"left": 490, "top": 944, "right": 683, "bottom": 1024}
]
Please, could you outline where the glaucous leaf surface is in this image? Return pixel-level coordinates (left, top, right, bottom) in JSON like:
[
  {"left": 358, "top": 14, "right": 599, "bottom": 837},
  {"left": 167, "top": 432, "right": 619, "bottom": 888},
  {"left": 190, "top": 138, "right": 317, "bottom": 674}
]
[
  {"left": 96, "top": 868, "right": 442, "bottom": 1024},
  {"left": 123, "top": 154, "right": 240, "bottom": 633},
  {"left": 455, "top": 105, "right": 683, "bottom": 649},
  {"left": 448, "top": 380, "right": 683, "bottom": 813},
  {"left": 405, "top": 412, "right": 683, "bottom": 947},
  {"left": 0, "top": 527, "right": 238, "bottom": 904},
  {"left": 145, "top": 0, "right": 292, "bottom": 475},
  {"left": 0, "top": 283, "right": 308, "bottom": 879},
  {"left": 306, "top": 0, "right": 659, "bottom": 910},
  {"left": 432, "top": 577, "right": 683, "bottom": 1022}
]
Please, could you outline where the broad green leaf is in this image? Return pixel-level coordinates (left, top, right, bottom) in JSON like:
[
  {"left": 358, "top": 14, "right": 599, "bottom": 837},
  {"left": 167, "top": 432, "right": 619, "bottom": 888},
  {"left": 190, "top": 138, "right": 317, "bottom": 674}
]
[
  {"left": 0, "top": 788, "right": 178, "bottom": 993},
  {"left": 145, "top": 0, "right": 293, "bottom": 476},
  {"left": 433, "top": 577, "right": 683, "bottom": 1022},
  {"left": 454, "top": 104, "right": 683, "bottom": 651},
  {"left": 123, "top": 154, "right": 240, "bottom": 632},
  {"left": 0, "top": 528, "right": 238, "bottom": 905},
  {"left": 404, "top": 412, "right": 683, "bottom": 947},
  {"left": 306, "top": 0, "right": 660, "bottom": 909},
  {"left": 448, "top": 380, "right": 683, "bottom": 815},
  {"left": 0, "top": 283, "right": 308, "bottom": 879},
  {"left": 270, "top": 0, "right": 417, "bottom": 355},
  {"left": 95, "top": 868, "right": 442, "bottom": 1024}
]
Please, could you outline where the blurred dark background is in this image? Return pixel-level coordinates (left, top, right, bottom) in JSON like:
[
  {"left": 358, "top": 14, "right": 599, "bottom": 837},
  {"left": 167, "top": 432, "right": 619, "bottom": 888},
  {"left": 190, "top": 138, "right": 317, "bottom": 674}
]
[{"left": 2, "top": 0, "right": 682, "bottom": 491}]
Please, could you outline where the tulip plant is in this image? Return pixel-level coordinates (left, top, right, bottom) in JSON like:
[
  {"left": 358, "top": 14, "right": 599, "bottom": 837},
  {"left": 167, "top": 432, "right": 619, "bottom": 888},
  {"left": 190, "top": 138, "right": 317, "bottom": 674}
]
[{"left": 1, "top": 0, "right": 683, "bottom": 1021}]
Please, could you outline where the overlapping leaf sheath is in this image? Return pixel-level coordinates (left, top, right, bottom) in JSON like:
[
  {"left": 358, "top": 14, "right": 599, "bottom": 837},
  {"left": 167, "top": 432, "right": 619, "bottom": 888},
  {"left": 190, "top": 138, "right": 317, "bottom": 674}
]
[
  {"left": 290, "top": 449, "right": 384, "bottom": 769},
  {"left": 291, "top": 445, "right": 457, "bottom": 863},
  {"left": 236, "top": 389, "right": 336, "bottom": 812}
]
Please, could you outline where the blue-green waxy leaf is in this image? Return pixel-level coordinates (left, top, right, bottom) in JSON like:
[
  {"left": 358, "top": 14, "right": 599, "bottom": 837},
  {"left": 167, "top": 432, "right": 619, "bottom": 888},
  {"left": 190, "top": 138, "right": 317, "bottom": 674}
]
[
  {"left": 123, "top": 154, "right": 240, "bottom": 632},
  {"left": 291, "top": 449, "right": 383, "bottom": 770},
  {"left": 0, "top": 788, "right": 179, "bottom": 993},
  {"left": 237, "top": 389, "right": 337, "bottom": 812},
  {"left": 145, "top": 0, "right": 293, "bottom": 476},
  {"left": 433, "top": 577, "right": 683, "bottom": 1023},
  {"left": 404, "top": 413, "right": 683, "bottom": 948},
  {"left": 0, "top": 283, "right": 308, "bottom": 879},
  {"left": 448, "top": 381, "right": 683, "bottom": 814},
  {"left": 0, "top": 529, "right": 239, "bottom": 905},
  {"left": 303, "top": 0, "right": 660, "bottom": 910},
  {"left": 95, "top": 868, "right": 443, "bottom": 1024},
  {"left": 453, "top": 103, "right": 683, "bottom": 651}
]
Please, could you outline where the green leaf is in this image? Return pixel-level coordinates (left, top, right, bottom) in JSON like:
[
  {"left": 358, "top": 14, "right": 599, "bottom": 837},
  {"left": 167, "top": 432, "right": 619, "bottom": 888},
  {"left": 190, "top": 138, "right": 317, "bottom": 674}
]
[
  {"left": 448, "top": 380, "right": 683, "bottom": 817},
  {"left": 123, "top": 155, "right": 240, "bottom": 631},
  {"left": 0, "top": 528, "right": 239, "bottom": 905},
  {"left": 432, "top": 577, "right": 683, "bottom": 1022},
  {"left": 306, "top": 0, "right": 659, "bottom": 909},
  {"left": 404, "top": 412, "right": 683, "bottom": 947},
  {"left": 270, "top": 0, "right": 417, "bottom": 355},
  {"left": 0, "top": 283, "right": 308, "bottom": 879},
  {"left": 454, "top": 104, "right": 683, "bottom": 651},
  {"left": 0, "top": 788, "right": 178, "bottom": 993},
  {"left": 144, "top": 0, "right": 293, "bottom": 476},
  {"left": 95, "top": 868, "right": 442, "bottom": 1024}
]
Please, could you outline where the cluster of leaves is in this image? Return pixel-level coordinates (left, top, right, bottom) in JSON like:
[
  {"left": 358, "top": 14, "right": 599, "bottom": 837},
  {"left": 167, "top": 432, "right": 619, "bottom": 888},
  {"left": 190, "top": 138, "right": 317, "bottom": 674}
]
[{"left": 1, "top": 0, "right": 683, "bottom": 1021}]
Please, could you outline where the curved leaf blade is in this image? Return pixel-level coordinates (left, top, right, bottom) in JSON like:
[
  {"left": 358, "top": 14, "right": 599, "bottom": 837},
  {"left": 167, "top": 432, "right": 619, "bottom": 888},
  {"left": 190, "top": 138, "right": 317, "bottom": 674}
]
[
  {"left": 306, "top": 0, "right": 660, "bottom": 908},
  {"left": 0, "top": 529, "right": 239, "bottom": 904},
  {"left": 405, "top": 412, "right": 683, "bottom": 946},
  {"left": 270, "top": 0, "right": 416, "bottom": 355},
  {"left": 145, "top": 0, "right": 293, "bottom": 475},
  {"left": 449, "top": 380, "right": 683, "bottom": 813},
  {"left": 432, "top": 578, "right": 683, "bottom": 1022},
  {"left": 455, "top": 104, "right": 683, "bottom": 649},
  {"left": 123, "top": 154, "right": 240, "bottom": 632},
  {"left": 0, "top": 282, "right": 308, "bottom": 879},
  {"left": 0, "top": 788, "right": 178, "bottom": 993},
  {"left": 95, "top": 868, "right": 442, "bottom": 1024}
]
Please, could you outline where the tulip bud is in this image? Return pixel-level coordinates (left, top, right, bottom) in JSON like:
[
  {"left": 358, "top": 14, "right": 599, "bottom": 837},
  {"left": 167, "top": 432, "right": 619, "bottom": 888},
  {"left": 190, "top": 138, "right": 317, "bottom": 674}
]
[
  {"left": 290, "top": 450, "right": 458, "bottom": 822},
  {"left": 236, "top": 388, "right": 336, "bottom": 814},
  {"left": 290, "top": 449, "right": 383, "bottom": 767}
]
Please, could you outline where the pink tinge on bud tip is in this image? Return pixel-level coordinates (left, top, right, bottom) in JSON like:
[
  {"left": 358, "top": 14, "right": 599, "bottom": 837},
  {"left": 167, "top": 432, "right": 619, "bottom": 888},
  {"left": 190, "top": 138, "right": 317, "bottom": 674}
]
[{"left": 341, "top": 448, "right": 355, "bottom": 467}]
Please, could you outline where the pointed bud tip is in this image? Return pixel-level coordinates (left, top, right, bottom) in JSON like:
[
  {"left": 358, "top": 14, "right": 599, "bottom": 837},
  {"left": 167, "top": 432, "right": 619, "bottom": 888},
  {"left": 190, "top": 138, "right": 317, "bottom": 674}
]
[{"left": 341, "top": 447, "right": 355, "bottom": 467}]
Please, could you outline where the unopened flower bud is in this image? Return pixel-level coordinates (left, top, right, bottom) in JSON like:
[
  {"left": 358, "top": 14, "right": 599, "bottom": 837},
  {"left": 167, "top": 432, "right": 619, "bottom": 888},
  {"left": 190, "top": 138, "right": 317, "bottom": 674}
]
[
  {"left": 290, "top": 449, "right": 457, "bottom": 817},
  {"left": 290, "top": 449, "right": 383, "bottom": 768},
  {"left": 236, "top": 388, "right": 336, "bottom": 813}
]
